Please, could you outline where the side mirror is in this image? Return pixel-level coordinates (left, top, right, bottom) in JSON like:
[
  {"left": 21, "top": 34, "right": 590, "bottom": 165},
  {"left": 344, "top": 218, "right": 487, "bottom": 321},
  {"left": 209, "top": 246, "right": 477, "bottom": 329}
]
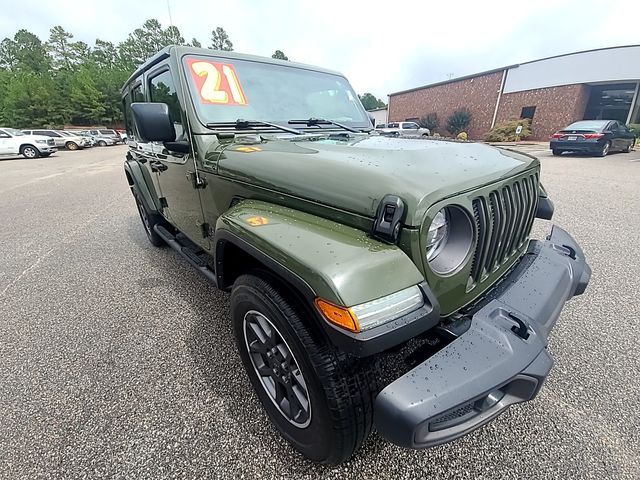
[{"left": 131, "top": 102, "right": 176, "bottom": 142}]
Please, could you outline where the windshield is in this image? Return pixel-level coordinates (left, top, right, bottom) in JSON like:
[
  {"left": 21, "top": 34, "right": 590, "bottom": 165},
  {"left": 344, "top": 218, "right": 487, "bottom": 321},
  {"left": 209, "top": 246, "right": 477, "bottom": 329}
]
[
  {"left": 182, "top": 55, "right": 370, "bottom": 129},
  {"left": 5, "top": 128, "right": 25, "bottom": 136},
  {"left": 565, "top": 121, "right": 608, "bottom": 131},
  {"left": 59, "top": 131, "right": 73, "bottom": 137}
]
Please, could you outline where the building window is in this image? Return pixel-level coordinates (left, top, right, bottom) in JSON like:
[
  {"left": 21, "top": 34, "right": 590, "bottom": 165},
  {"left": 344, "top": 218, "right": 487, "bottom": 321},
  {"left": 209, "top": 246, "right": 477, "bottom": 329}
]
[
  {"left": 583, "top": 83, "right": 636, "bottom": 123},
  {"left": 520, "top": 106, "right": 536, "bottom": 119}
]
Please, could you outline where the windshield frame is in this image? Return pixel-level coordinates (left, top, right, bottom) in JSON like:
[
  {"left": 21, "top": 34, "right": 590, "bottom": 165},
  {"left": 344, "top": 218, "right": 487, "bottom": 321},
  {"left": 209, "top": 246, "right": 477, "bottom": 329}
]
[{"left": 180, "top": 54, "right": 371, "bottom": 132}]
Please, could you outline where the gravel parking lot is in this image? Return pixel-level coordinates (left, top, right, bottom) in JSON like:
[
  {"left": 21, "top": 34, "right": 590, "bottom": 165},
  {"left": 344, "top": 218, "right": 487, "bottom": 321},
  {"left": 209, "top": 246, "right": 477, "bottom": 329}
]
[{"left": 1, "top": 144, "right": 639, "bottom": 479}]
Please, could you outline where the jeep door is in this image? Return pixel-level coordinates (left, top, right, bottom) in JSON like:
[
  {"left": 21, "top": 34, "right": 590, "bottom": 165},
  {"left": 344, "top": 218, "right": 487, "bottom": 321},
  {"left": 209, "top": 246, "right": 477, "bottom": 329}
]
[{"left": 146, "top": 65, "right": 208, "bottom": 247}]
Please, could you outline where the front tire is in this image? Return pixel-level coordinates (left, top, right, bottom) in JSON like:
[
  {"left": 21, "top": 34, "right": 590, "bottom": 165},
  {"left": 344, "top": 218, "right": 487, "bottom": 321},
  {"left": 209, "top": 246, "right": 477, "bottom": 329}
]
[
  {"left": 65, "top": 141, "right": 79, "bottom": 151},
  {"left": 20, "top": 145, "right": 40, "bottom": 159},
  {"left": 623, "top": 140, "right": 634, "bottom": 153},
  {"left": 552, "top": 149, "right": 562, "bottom": 156},
  {"left": 231, "top": 273, "right": 377, "bottom": 465},
  {"left": 98, "top": 140, "right": 107, "bottom": 147}
]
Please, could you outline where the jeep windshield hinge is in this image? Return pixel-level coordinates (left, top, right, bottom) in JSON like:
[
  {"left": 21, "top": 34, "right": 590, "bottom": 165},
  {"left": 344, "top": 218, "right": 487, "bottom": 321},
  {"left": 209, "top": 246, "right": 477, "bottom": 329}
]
[
  {"left": 372, "top": 194, "right": 406, "bottom": 243},
  {"left": 187, "top": 170, "right": 207, "bottom": 189}
]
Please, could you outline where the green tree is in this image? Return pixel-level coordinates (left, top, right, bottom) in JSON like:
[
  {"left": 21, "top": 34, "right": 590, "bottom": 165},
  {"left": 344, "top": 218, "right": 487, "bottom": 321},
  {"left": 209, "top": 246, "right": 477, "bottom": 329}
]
[
  {"left": 1, "top": 72, "right": 56, "bottom": 127},
  {"left": 189, "top": 38, "right": 202, "bottom": 48},
  {"left": 272, "top": 50, "right": 288, "bottom": 60},
  {"left": 163, "top": 25, "right": 185, "bottom": 46},
  {"left": 91, "top": 39, "right": 119, "bottom": 69},
  {"left": 47, "top": 26, "right": 75, "bottom": 69},
  {"left": 0, "top": 30, "right": 50, "bottom": 73},
  {"left": 210, "top": 27, "right": 233, "bottom": 51},
  {"left": 358, "top": 92, "right": 386, "bottom": 110},
  {"left": 68, "top": 68, "right": 106, "bottom": 125}
]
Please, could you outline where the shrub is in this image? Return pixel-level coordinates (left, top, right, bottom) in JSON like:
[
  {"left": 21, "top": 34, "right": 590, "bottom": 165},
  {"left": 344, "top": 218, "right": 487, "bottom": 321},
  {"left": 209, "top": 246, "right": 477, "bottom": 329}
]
[
  {"left": 419, "top": 112, "right": 439, "bottom": 132},
  {"left": 446, "top": 108, "right": 471, "bottom": 136},
  {"left": 485, "top": 119, "right": 532, "bottom": 142},
  {"left": 456, "top": 132, "right": 468, "bottom": 141},
  {"left": 629, "top": 124, "right": 640, "bottom": 138}
]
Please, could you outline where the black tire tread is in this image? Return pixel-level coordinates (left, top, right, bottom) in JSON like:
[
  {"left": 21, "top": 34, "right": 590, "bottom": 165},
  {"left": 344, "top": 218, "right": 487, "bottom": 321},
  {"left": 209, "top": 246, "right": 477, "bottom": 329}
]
[{"left": 233, "top": 272, "right": 378, "bottom": 465}]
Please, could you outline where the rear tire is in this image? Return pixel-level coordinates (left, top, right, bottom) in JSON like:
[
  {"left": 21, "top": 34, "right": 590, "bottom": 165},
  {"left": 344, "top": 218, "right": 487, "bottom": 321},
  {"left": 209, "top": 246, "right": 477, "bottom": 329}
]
[
  {"left": 66, "top": 141, "right": 79, "bottom": 151},
  {"left": 598, "top": 141, "right": 611, "bottom": 157},
  {"left": 20, "top": 145, "right": 40, "bottom": 159},
  {"left": 231, "top": 272, "right": 377, "bottom": 465},
  {"left": 98, "top": 140, "right": 107, "bottom": 147},
  {"left": 552, "top": 149, "right": 562, "bottom": 156},
  {"left": 133, "top": 190, "right": 166, "bottom": 247}
]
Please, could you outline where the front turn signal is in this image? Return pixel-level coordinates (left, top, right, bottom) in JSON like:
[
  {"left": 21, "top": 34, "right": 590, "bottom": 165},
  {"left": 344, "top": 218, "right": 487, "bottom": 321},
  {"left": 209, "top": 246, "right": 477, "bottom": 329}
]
[{"left": 314, "top": 298, "right": 360, "bottom": 333}]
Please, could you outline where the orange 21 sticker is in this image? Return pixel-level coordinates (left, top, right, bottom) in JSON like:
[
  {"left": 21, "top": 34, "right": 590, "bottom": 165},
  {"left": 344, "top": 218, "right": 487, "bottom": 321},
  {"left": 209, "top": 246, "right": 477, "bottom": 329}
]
[{"left": 188, "top": 58, "right": 248, "bottom": 106}]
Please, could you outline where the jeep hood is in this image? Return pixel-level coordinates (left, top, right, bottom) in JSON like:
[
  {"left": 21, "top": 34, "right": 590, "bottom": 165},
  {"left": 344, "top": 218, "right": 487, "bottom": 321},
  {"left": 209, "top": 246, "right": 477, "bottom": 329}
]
[{"left": 215, "top": 135, "right": 538, "bottom": 227}]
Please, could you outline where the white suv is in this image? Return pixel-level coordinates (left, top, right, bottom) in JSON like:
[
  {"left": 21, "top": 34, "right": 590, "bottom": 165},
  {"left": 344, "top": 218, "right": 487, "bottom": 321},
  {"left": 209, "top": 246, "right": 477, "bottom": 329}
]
[
  {"left": 22, "top": 129, "right": 91, "bottom": 150},
  {"left": 0, "top": 128, "right": 56, "bottom": 159},
  {"left": 377, "top": 121, "right": 430, "bottom": 137}
]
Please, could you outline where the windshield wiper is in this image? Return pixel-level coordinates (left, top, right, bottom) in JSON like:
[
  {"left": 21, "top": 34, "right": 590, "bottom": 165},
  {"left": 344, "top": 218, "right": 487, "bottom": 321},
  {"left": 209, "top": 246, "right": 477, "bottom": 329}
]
[
  {"left": 288, "top": 118, "right": 360, "bottom": 133},
  {"left": 206, "top": 119, "right": 303, "bottom": 135}
]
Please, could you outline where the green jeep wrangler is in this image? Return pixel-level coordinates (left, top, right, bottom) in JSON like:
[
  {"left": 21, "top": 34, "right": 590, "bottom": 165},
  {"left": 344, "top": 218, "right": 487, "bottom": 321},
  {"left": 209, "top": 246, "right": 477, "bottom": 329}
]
[{"left": 122, "top": 46, "right": 591, "bottom": 465}]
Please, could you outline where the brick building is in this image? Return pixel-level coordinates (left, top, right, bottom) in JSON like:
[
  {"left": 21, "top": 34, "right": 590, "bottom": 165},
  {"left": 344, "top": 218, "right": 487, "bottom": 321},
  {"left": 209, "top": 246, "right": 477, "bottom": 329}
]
[{"left": 388, "top": 45, "right": 640, "bottom": 140}]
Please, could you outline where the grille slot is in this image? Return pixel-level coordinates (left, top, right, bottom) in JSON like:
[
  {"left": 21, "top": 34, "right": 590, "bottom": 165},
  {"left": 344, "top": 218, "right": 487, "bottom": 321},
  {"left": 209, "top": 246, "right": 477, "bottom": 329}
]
[{"left": 469, "top": 173, "right": 539, "bottom": 288}]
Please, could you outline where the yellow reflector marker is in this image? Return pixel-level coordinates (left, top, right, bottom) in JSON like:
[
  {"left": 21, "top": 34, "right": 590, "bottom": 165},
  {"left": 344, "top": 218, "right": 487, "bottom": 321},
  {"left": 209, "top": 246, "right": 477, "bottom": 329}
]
[
  {"left": 245, "top": 215, "right": 269, "bottom": 226},
  {"left": 235, "top": 146, "right": 262, "bottom": 153},
  {"left": 314, "top": 298, "right": 360, "bottom": 333}
]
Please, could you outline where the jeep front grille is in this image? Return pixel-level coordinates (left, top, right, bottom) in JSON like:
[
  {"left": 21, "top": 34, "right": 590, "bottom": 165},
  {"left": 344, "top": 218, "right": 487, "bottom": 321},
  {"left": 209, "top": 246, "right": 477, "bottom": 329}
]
[{"left": 468, "top": 173, "right": 539, "bottom": 289}]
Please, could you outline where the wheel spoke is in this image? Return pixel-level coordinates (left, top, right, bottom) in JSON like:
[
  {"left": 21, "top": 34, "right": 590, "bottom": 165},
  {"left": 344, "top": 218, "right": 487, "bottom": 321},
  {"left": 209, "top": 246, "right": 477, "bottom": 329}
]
[{"left": 243, "top": 310, "right": 311, "bottom": 427}]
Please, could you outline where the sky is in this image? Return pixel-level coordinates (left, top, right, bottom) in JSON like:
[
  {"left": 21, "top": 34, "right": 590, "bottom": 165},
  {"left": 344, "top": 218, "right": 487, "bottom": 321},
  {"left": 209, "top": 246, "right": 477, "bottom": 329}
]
[{"left": 1, "top": 0, "right": 637, "bottom": 99}]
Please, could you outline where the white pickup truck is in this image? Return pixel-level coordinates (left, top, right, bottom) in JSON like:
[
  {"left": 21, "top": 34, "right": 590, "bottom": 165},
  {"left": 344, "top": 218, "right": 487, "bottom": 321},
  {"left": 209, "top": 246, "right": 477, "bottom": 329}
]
[
  {"left": 376, "top": 121, "right": 430, "bottom": 137},
  {"left": 0, "top": 127, "right": 57, "bottom": 159}
]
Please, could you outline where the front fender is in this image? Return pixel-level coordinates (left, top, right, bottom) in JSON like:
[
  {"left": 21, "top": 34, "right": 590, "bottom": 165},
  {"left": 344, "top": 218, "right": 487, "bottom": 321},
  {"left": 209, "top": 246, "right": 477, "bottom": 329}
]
[
  {"left": 214, "top": 200, "right": 425, "bottom": 307},
  {"left": 214, "top": 200, "right": 442, "bottom": 356},
  {"left": 124, "top": 158, "right": 161, "bottom": 214}
]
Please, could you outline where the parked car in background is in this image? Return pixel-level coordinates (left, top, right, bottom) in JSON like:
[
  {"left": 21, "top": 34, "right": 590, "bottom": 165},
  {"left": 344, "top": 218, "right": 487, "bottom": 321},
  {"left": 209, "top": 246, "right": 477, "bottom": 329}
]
[
  {"left": 117, "top": 130, "right": 128, "bottom": 142},
  {"left": 550, "top": 120, "right": 636, "bottom": 157},
  {"left": 58, "top": 131, "right": 94, "bottom": 148},
  {"left": 0, "top": 127, "right": 56, "bottom": 158},
  {"left": 22, "top": 129, "right": 91, "bottom": 150},
  {"left": 79, "top": 131, "right": 117, "bottom": 147},
  {"left": 71, "top": 131, "right": 97, "bottom": 147},
  {"left": 377, "top": 121, "right": 430, "bottom": 137},
  {"left": 83, "top": 129, "right": 122, "bottom": 143}
]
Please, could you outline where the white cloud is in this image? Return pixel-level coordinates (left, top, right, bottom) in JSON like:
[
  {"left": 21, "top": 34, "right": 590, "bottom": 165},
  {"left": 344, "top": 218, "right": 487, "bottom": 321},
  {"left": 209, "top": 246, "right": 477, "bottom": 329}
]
[{"left": 1, "top": 0, "right": 638, "bottom": 99}]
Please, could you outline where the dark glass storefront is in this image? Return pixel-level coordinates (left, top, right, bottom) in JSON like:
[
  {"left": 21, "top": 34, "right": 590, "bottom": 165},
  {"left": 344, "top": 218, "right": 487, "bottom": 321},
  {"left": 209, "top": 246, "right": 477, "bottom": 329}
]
[{"left": 583, "top": 83, "right": 638, "bottom": 123}]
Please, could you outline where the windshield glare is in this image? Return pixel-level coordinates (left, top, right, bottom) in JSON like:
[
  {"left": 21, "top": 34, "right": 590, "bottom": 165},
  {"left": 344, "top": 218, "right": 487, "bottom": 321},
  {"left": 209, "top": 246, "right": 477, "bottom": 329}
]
[
  {"left": 566, "top": 121, "right": 608, "bottom": 130},
  {"left": 6, "top": 128, "right": 25, "bottom": 136},
  {"left": 183, "top": 56, "right": 369, "bottom": 128}
]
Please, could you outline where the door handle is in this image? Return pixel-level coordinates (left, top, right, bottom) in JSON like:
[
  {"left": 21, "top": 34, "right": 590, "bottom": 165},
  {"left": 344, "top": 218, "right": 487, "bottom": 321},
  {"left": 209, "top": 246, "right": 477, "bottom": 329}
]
[{"left": 150, "top": 160, "right": 168, "bottom": 172}]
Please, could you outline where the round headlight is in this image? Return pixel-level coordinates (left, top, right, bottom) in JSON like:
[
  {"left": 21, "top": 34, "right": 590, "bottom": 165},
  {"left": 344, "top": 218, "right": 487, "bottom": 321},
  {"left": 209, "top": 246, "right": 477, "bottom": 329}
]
[
  {"left": 426, "top": 206, "right": 474, "bottom": 275},
  {"left": 426, "top": 209, "right": 449, "bottom": 261}
]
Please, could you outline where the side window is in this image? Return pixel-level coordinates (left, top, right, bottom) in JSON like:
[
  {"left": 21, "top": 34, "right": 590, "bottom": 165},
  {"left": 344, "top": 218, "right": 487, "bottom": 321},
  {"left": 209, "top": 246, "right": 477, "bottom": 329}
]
[
  {"left": 402, "top": 122, "right": 418, "bottom": 129},
  {"left": 609, "top": 121, "right": 619, "bottom": 131},
  {"left": 149, "top": 69, "right": 183, "bottom": 139},
  {"left": 520, "top": 106, "right": 536, "bottom": 119},
  {"left": 33, "top": 130, "right": 49, "bottom": 136},
  {"left": 0, "top": 129, "right": 10, "bottom": 138}
]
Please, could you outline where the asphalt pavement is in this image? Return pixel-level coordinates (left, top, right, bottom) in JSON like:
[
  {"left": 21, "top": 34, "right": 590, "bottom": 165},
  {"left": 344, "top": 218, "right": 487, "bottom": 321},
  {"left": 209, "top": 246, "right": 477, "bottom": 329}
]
[{"left": 1, "top": 144, "right": 639, "bottom": 479}]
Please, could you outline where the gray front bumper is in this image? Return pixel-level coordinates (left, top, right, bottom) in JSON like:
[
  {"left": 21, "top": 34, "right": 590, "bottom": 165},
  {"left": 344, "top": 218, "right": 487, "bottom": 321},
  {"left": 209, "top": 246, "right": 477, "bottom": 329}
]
[{"left": 374, "top": 225, "right": 591, "bottom": 449}]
